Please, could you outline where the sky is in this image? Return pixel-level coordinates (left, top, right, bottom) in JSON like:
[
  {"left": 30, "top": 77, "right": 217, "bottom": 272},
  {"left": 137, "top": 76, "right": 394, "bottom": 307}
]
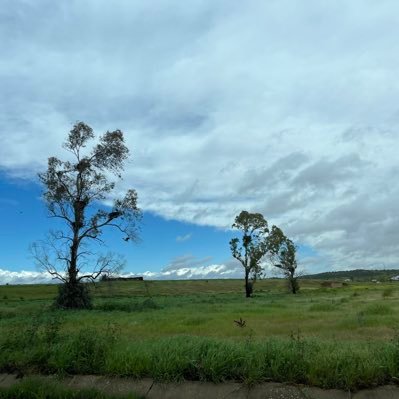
[{"left": 1, "top": 0, "right": 399, "bottom": 284}]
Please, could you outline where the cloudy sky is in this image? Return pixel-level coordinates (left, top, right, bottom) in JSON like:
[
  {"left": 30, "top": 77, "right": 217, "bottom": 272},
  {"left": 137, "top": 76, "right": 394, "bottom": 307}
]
[{"left": 1, "top": 0, "right": 399, "bottom": 284}]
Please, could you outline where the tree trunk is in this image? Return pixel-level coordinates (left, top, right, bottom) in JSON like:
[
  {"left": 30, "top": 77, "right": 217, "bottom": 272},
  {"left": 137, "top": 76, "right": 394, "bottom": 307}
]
[
  {"left": 56, "top": 207, "right": 90, "bottom": 309},
  {"left": 245, "top": 268, "right": 251, "bottom": 298},
  {"left": 69, "top": 197, "right": 83, "bottom": 285},
  {"left": 56, "top": 233, "right": 91, "bottom": 309},
  {"left": 291, "top": 281, "right": 297, "bottom": 294},
  {"left": 289, "top": 274, "right": 298, "bottom": 294},
  {"left": 69, "top": 239, "right": 79, "bottom": 284}
]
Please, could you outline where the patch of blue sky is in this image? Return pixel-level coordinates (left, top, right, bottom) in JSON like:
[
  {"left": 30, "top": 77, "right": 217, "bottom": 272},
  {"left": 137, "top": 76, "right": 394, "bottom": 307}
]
[{"left": 0, "top": 173, "right": 236, "bottom": 275}]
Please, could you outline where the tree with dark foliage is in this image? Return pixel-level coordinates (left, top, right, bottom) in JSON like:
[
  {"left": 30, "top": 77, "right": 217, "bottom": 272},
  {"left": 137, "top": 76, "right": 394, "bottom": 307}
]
[
  {"left": 229, "top": 211, "right": 269, "bottom": 298},
  {"left": 33, "top": 122, "right": 141, "bottom": 308},
  {"left": 266, "top": 226, "right": 299, "bottom": 294}
]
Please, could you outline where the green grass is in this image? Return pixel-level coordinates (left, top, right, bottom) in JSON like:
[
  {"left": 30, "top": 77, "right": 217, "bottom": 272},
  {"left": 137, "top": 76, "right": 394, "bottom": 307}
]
[
  {"left": 1, "top": 279, "right": 399, "bottom": 389},
  {"left": 0, "top": 378, "right": 142, "bottom": 399}
]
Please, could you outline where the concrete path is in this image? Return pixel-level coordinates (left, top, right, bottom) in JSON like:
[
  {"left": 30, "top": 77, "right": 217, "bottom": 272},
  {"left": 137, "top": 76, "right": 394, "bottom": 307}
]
[{"left": 1, "top": 374, "right": 399, "bottom": 398}]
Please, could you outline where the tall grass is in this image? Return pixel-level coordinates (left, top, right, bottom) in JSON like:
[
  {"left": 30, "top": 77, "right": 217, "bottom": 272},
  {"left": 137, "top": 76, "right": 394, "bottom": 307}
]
[
  {"left": 106, "top": 335, "right": 399, "bottom": 389},
  {"left": 1, "top": 316, "right": 399, "bottom": 390},
  {"left": 0, "top": 313, "right": 118, "bottom": 375}
]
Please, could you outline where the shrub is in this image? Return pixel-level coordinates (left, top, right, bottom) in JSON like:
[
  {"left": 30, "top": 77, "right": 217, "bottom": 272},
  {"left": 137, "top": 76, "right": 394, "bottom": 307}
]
[
  {"left": 382, "top": 288, "right": 394, "bottom": 298},
  {"left": 54, "top": 325, "right": 120, "bottom": 374},
  {"left": 55, "top": 282, "right": 92, "bottom": 309},
  {"left": 363, "top": 304, "right": 393, "bottom": 316},
  {"left": 95, "top": 298, "right": 160, "bottom": 313}
]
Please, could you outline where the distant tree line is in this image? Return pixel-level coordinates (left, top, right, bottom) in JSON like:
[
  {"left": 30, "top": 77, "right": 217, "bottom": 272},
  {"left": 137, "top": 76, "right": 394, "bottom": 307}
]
[
  {"left": 100, "top": 275, "right": 143, "bottom": 282},
  {"left": 301, "top": 269, "right": 399, "bottom": 282}
]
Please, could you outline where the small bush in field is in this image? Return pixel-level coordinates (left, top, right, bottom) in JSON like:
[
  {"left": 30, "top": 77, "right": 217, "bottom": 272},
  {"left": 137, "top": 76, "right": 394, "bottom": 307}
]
[{"left": 382, "top": 288, "right": 394, "bottom": 298}]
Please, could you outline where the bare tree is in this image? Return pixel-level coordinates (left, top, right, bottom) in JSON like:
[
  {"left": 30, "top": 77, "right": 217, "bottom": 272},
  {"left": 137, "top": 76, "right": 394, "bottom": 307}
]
[
  {"left": 266, "top": 226, "right": 299, "bottom": 294},
  {"left": 229, "top": 211, "right": 269, "bottom": 297},
  {"left": 34, "top": 122, "right": 141, "bottom": 308}
]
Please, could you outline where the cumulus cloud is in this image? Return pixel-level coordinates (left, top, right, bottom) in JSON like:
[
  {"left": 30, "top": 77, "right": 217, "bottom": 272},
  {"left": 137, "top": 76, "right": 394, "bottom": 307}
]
[
  {"left": 126, "top": 255, "right": 243, "bottom": 280},
  {"left": 0, "top": 269, "right": 54, "bottom": 285},
  {"left": 161, "top": 255, "right": 213, "bottom": 272},
  {"left": 0, "top": 255, "right": 241, "bottom": 284},
  {"left": 140, "top": 264, "right": 241, "bottom": 280},
  {"left": 1, "top": 1, "right": 399, "bottom": 271}
]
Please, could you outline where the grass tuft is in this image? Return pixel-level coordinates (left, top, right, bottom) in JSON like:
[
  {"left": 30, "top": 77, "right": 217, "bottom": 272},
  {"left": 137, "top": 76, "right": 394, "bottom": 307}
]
[
  {"left": 363, "top": 304, "right": 393, "bottom": 316},
  {"left": 309, "top": 303, "right": 336, "bottom": 312},
  {"left": 95, "top": 298, "right": 160, "bottom": 313}
]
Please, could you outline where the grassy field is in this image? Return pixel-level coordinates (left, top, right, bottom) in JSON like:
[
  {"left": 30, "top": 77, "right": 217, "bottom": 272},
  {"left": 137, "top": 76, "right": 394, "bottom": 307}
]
[{"left": 1, "top": 279, "right": 399, "bottom": 389}]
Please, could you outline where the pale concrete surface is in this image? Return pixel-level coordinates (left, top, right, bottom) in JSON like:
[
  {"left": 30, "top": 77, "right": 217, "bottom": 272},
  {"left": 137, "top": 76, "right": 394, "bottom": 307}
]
[
  {"left": 0, "top": 374, "right": 17, "bottom": 388},
  {"left": 147, "top": 381, "right": 245, "bottom": 399},
  {"left": 352, "top": 385, "right": 399, "bottom": 399},
  {"left": 2, "top": 374, "right": 399, "bottom": 398},
  {"left": 99, "top": 377, "right": 154, "bottom": 397},
  {"left": 301, "top": 386, "right": 352, "bottom": 399},
  {"left": 67, "top": 374, "right": 102, "bottom": 389},
  {"left": 248, "top": 382, "right": 305, "bottom": 398}
]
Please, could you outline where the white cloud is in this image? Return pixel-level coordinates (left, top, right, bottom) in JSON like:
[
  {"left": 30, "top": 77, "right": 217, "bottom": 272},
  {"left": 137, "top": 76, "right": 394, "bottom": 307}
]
[
  {"left": 1, "top": 1, "right": 399, "bottom": 271},
  {"left": 176, "top": 233, "right": 192, "bottom": 242},
  {"left": 144, "top": 264, "right": 241, "bottom": 280},
  {"left": 0, "top": 259, "right": 242, "bottom": 284},
  {"left": 0, "top": 268, "right": 54, "bottom": 285}
]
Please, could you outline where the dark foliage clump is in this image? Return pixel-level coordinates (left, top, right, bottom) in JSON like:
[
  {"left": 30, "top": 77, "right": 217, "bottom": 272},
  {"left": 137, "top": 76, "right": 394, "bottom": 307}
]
[{"left": 55, "top": 282, "right": 92, "bottom": 309}]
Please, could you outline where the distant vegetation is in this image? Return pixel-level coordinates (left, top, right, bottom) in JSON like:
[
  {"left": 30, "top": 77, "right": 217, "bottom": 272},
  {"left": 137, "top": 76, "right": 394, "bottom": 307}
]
[{"left": 302, "top": 269, "right": 399, "bottom": 281}]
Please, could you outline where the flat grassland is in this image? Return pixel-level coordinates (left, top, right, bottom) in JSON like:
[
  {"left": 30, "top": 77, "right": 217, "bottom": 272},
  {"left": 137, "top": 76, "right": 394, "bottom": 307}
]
[{"left": 1, "top": 279, "right": 399, "bottom": 390}]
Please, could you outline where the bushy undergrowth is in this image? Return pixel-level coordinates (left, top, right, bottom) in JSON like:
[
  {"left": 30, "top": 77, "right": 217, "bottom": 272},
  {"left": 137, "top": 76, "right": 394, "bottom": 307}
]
[
  {"left": 363, "top": 303, "right": 394, "bottom": 316},
  {"left": 0, "top": 378, "right": 141, "bottom": 399},
  {"left": 0, "top": 313, "right": 118, "bottom": 375},
  {"left": 55, "top": 282, "right": 92, "bottom": 309},
  {"left": 309, "top": 303, "right": 336, "bottom": 312},
  {"left": 1, "top": 315, "right": 399, "bottom": 390},
  {"left": 95, "top": 298, "right": 160, "bottom": 312},
  {"left": 0, "top": 310, "right": 17, "bottom": 320}
]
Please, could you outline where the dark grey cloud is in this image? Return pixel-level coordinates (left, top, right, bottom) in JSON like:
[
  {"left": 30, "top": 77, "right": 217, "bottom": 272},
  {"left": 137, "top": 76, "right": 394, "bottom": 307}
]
[
  {"left": 292, "top": 154, "right": 370, "bottom": 190},
  {"left": 239, "top": 152, "right": 309, "bottom": 194}
]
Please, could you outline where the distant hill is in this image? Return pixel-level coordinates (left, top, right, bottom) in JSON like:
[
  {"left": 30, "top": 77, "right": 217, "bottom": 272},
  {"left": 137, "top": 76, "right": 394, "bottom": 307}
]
[{"left": 301, "top": 269, "right": 399, "bottom": 282}]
